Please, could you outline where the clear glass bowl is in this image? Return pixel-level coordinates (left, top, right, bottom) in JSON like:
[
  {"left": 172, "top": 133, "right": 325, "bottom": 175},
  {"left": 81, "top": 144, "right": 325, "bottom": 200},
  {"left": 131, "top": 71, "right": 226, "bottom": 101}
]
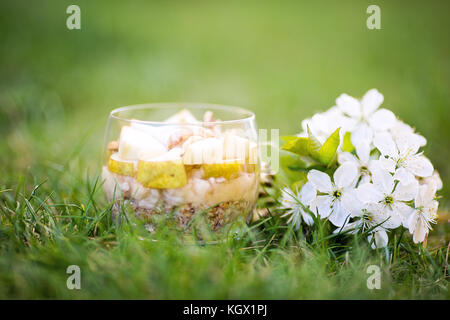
[{"left": 102, "top": 103, "right": 259, "bottom": 233}]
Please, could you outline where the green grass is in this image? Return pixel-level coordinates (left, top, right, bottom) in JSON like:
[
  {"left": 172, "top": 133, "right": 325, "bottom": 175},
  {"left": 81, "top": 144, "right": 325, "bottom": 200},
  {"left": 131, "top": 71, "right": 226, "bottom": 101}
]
[{"left": 0, "top": 0, "right": 449, "bottom": 299}]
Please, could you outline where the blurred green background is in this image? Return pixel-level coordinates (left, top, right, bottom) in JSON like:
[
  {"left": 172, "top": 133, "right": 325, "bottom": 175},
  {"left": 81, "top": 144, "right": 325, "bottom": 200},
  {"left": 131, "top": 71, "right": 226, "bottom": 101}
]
[
  {"left": 0, "top": 0, "right": 448, "bottom": 299},
  {"left": 1, "top": 0, "right": 449, "bottom": 203},
  {"left": 0, "top": 0, "right": 449, "bottom": 192}
]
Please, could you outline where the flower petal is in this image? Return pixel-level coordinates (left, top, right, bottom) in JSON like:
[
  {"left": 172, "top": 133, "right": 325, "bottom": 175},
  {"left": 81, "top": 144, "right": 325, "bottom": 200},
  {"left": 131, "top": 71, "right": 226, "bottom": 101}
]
[
  {"left": 307, "top": 170, "right": 333, "bottom": 193},
  {"left": 356, "top": 183, "right": 384, "bottom": 204},
  {"left": 302, "top": 211, "right": 314, "bottom": 226},
  {"left": 415, "top": 183, "right": 437, "bottom": 208},
  {"left": 392, "top": 201, "right": 415, "bottom": 226},
  {"left": 361, "top": 88, "right": 384, "bottom": 116},
  {"left": 423, "top": 200, "right": 439, "bottom": 217},
  {"left": 351, "top": 123, "right": 373, "bottom": 146},
  {"left": 280, "top": 187, "right": 295, "bottom": 209},
  {"left": 312, "top": 195, "right": 333, "bottom": 218},
  {"left": 394, "top": 132, "right": 424, "bottom": 157},
  {"left": 404, "top": 155, "right": 434, "bottom": 178},
  {"left": 369, "top": 108, "right": 396, "bottom": 131},
  {"left": 383, "top": 211, "right": 402, "bottom": 229},
  {"left": 337, "top": 151, "right": 358, "bottom": 165},
  {"left": 407, "top": 211, "right": 419, "bottom": 234},
  {"left": 341, "top": 189, "right": 363, "bottom": 217},
  {"left": 336, "top": 93, "right": 362, "bottom": 118},
  {"left": 329, "top": 200, "right": 350, "bottom": 227},
  {"left": 368, "top": 203, "right": 401, "bottom": 229},
  {"left": 359, "top": 174, "right": 371, "bottom": 185},
  {"left": 371, "top": 168, "right": 395, "bottom": 194},
  {"left": 376, "top": 156, "right": 396, "bottom": 173},
  {"left": 421, "top": 171, "right": 443, "bottom": 191},
  {"left": 299, "top": 182, "right": 316, "bottom": 206},
  {"left": 334, "top": 162, "right": 358, "bottom": 188},
  {"left": 373, "top": 230, "right": 389, "bottom": 248},
  {"left": 413, "top": 218, "right": 427, "bottom": 243},
  {"left": 391, "top": 120, "right": 414, "bottom": 137},
  {"left": 393, "top": 180, "right": 418, "bottom": 201},
  {"left": 373, "top": 132, "right": 397, "bottom": 158},
  {"left": 355, "top": 142, "right": 371, "bottom": 166},
  {"left": 333, "top": 221, "right": 361, "bottom": 234},
  {"left": 351, "top": 124, "right": 373, "bottom": 164},
  {"left": 393, "top": 167, "right": 416, "bottom": 186}
]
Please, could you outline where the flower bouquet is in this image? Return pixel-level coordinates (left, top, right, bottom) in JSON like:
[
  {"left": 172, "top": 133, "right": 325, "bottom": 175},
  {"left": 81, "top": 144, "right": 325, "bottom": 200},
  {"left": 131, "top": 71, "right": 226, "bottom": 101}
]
[{"left": 279, "top": 89, "right": 442, "bottom": 248}]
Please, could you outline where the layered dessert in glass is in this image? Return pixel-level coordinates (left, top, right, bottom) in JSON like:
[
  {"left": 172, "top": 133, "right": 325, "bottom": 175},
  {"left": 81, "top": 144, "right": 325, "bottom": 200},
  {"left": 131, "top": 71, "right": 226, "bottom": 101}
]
[{"left": 102, "top": 104, "right": 259, "bottom": 231}]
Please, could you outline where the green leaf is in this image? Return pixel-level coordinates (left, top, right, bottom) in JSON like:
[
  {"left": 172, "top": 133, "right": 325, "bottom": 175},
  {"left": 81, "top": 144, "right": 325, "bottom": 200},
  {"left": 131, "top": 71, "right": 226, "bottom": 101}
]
[
  {"left": 342, "top": 131, "right": 354, "bottom": 153},
  {"left": 291, "top": 178, "right": 307, "bottom": 191},
  {"left": 279, "top": 151, "right": 307, "bottom": 184},
  {"left": 307, "top": 126, "right": 322, "bottom": 161},
  {"left": 318, "top": 128, "right": 340, "bottom": 165},
  {"left": 281, "top": 136, "right": 309, "bottom": 156}
]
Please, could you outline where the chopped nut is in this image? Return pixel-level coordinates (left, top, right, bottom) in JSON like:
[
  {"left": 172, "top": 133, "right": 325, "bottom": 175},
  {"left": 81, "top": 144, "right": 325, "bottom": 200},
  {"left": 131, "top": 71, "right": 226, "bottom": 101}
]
[
  {"left": 252, "top": 208, "right": 269, "bottom": 222},
  {"left": 203, "top": 111, "right": 215, "bottom": 123},
  {"left": 108, "top": 140, "right": 119, "bottom": 152}
]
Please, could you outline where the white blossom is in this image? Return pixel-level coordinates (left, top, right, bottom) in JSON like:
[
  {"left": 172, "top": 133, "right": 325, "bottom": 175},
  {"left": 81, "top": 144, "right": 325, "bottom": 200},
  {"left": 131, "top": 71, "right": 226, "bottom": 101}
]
[
  {"left": 280, "top": 182, "right": 316, "bottom": 228},
  {"left": 336, "top": 203, "right": 401, "bottom": 249},
  {"left": 299, "top": 107, "right": 354, "bottom": 144},
  {"left": 374, "top": 131, "right": 433, "bottom": 185},
  {"left": 307, "top": 162, "right": 359, "bottom": 227},
  {"left": 337, "top": 142, "right": 382, "bottom": 186},
  {"left": 420, "top": 170, "right": 443, "bottom": 191},
  {"left": 356, "top": 168, "right": 417, "bottom": 226},
  {"left": 336, "top": 89, "right": 396, "bottom": 148},
  {"left": 281, "top": 89, "right": 441, "bottom": 247},
  {"left": 407, "top": 182, "right": 438, "bottom": 243}
]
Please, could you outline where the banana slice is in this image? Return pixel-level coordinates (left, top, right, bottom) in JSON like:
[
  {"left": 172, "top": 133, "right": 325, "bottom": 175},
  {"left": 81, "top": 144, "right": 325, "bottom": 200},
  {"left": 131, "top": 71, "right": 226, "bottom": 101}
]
[
  {"left": 136, "top": 148, "right": 187, "bottom": 189},
  {"left": 203, "top": 161, "right": 243, "bottom": 180},
  {"left": 223, "top": 133, "right": 250, "bottom": 161},
  {"left": 108, "top": 153, "right": 136, "bottom": 176},
  {"left": 183, "top": 137, "right": 223, "bottom": 164},
  {"left": 119, "top": 125, "right": 167, "bottom": 160}
]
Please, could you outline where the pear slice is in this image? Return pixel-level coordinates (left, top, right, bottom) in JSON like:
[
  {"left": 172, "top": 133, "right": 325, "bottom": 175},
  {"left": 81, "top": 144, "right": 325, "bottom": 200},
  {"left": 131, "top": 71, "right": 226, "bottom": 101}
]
[
  {"left": 108, "top": 153, "right": 136, "bottom": 176},
  {"left": 244, "top": 142, "right": 258, "bottom": 173},
  {"left": 223, "top": 133, "right": 250, "bottom": 161},
  {"left": 164, "top": 109, "right": 199, "bottom": 124},
  {"left": 247, "top": 142, "right": 258, "bottom": 164},
  {"left": 129, "top": 122, "right": 167, "bottom": 145},
  {"left": 137, "top": 148, "right": 187, "bottom": 189},
  {"left": 183, "top": 137, "right": 223, "bottom": 164},
  {"left": 203, "top": 161, "right": 243, "bottom": 180},
  {"left": 119, "top": 125, "right": 167, "bottom": 160}
]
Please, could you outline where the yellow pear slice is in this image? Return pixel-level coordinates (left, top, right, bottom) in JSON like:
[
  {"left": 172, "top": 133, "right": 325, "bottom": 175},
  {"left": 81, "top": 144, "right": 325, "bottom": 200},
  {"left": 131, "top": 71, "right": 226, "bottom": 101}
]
[
  {"left": 107, "top": 153, "right": 136, "bottom": 176},
  {"left": 203, "top": 161, "right": 243, "bottom": 180},
  {"left": 137, "top": 148, "right": 187, "bottom": 189},
  {"left": 137, "top": 159, "right": 187, "bottom": 189}
]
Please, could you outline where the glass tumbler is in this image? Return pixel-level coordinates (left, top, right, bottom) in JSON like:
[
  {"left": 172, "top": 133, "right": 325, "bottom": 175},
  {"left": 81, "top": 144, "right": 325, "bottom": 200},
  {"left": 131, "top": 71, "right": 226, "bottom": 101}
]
[{"left": 102, "top": 103, "right": 259, "bottom": 232}]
